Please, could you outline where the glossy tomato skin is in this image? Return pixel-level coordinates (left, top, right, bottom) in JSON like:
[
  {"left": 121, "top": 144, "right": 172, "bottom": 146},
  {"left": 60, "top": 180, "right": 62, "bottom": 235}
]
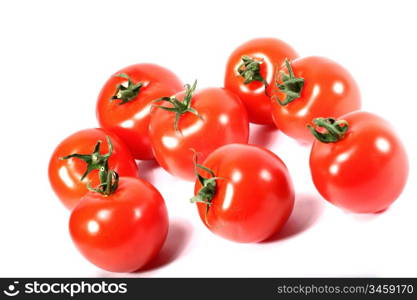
[
  {"left": 310, "top": 112, "right": 408, "bottom": 213},
  {"left": 149, "top": 87, "right": 249, "bottom": 181},
  {"left": 225, "top": 38, "right": 298, "bottom": 125},
  {"left": 271, "top": 56, "right": 361, "bottom": 143},
  {"left": 69, "top": 177, "right": 168, "bottom": 273},
  {"left": 48, "top": 128, "right": 138, "bottom": 210},
  {"left": 96, "top": 63, "right": 183, "bottom": 160},
  {"left": 194, "top": 144, "right": 294, "bottom": 243}
]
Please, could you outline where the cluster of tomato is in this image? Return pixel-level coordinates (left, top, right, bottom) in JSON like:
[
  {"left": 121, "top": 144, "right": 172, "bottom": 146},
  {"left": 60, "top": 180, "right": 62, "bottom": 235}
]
[{"left": 48, "top": 38, "right": 409, "bottom": 273}]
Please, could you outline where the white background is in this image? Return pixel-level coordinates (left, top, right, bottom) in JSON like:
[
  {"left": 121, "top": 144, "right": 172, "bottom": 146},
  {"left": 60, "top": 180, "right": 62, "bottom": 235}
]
[{"left": 0, "top": 0, "right": 416, "bottom": 277}]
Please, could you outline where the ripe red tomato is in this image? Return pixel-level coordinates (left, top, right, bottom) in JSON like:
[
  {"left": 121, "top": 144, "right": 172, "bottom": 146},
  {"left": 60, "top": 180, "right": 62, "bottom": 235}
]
[
  {"left": 309, "top": 112, "right": 408, "bottom": 213},
  {"left": 191, "top": 144, "right": 294, "bottom": 243},
  {"left": 271, "top": 56, "right": 361, "bottom": 143},
  {"left": 69, "top": 177, "right": 168, "bottom": 272},
  {"left": 224, "top": 38, "right": 298, "bottom": 125},
  {"left": 149, "top": 82, "right": 249, "bottom": 181},
  {"left": 48, "top": 128, "right": 138, "bottom": 210},
  {"left": 96, "top": 63, "right": 183, "bottom": 160}
]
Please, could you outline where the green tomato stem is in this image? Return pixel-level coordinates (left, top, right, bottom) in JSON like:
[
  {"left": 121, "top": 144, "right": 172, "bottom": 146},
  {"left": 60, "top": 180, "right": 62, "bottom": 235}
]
[
  {"left": 237, "top": 55, "right": 269, "bottom": 95},
  {"left": 274, "top": 58, "right": 304, "bottom": 106},
  {"left": 61, "top": 136, "right": 119, "bottom": 196},
  {"left": 307, "top": 117, "right": 349, "bottom": 143},
  {"left": 110, "top": 73, "right": 143, "bottom": 105},
  {"left": 152, "top": 80, "right": 203, "bottom": 133},
  {"left": 189, "top": 150, "right": 225, "bottom": 224}
]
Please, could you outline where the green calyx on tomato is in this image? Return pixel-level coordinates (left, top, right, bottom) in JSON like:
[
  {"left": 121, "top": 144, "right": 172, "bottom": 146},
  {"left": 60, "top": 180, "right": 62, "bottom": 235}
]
[
  {"left": 60, "top": 136, "right": 119, "bottom": 196},
  {"left": 307, "top": 117, "right": 349, "bottom": 143},
  {"left": 238, "top": 56, "right": 267, "bottom": 84},
  {"left": 190, "top": 151, "right": 224, "bottom": 220},
  {"left": 237, "top": 55, "right": 269, "bottom": 94},
  {"left": 60, "top": 136, "right": 113, "bottom": 181},
  {"left": 153, "top": 80, "right": 203, "bottom": 133},
  {"left": 274, "top": 58, "right": 304, "bottom": 105},
  {"left": 110, "top": 73, "right": 143, "bottom": 105}
]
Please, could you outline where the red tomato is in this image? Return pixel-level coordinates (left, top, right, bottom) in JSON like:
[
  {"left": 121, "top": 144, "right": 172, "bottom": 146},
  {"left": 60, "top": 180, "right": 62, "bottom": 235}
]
[
  {"left": 96, "top": 63, "right": 183, "bottom": 160},
  {"left": 224, "top": 38, "right": 298, "bottom": 125},
  {"left": 69, "top": 177, "right": 168, "bottom": 272},
  {"left": 271, "top": 56, "right": 361, "bottom": 143},
  {"left": 149, "top": 82, "right": 249, "bottom": 181},
  {"left": 192, "top": 144, "right": 294, "bottom": 243},
  {"left": 309, "top": 112, "right": 408, "bottom": 213},
  {"left": 48, "top": 128, "right": 138, "bottom": 210}
]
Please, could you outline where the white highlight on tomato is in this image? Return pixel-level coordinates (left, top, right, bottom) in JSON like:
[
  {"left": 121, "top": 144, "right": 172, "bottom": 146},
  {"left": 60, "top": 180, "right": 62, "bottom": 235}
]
[
  {"left": 162, "top": 136, "right": 179, "bottom": 149},
  {"left": 134, "top": 208, "right": 142, "bottom": 219},
  {"left": 181, "top": 119, "right": 204, "bottom": 136},
  {"left": 97, "top": 209, "right": 111, "bottom": 221},
  {"left": 120, "top": 119, "right": 134, "bottom": 128},
  {"left": 219, "top": 114, "right": 229, "bottom": 125},
  {"left": 119, "top": 104, "right": 151, "bottom": 128},
  {"left": 58, "top": 166, "right": 74, "bottom": 188},
  {"left": 297, "top": 84, "right": 320, "bottom": 117},
  {"left": 222, "top": 183, "right": 235, "bottom": 211},
  {"left": 329, "top": 151, "right": 352, "bottom": 175},
  {"left": 260, "top": 169, "right": 272, "bottom": 181},
  {"left": 87, "top": 220, "right": 99, "bottom": 234},
  {"left": 231, "top": 170, "right": 242, "bottom": 182},
  {"left": 329, "top": 164, "right": 339, "bottom": 175},
  {"left": 332, "top": 81, "right": 344, "bottom": 94},
  {"left": 336, "top": 152, "right": 350, "bottom": 163},
  {"left": 376, "top": 137, "right": 390, "bottom": 153},
  {"left": 133, "top": 103, "right": 151, "bottom": 121}
]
